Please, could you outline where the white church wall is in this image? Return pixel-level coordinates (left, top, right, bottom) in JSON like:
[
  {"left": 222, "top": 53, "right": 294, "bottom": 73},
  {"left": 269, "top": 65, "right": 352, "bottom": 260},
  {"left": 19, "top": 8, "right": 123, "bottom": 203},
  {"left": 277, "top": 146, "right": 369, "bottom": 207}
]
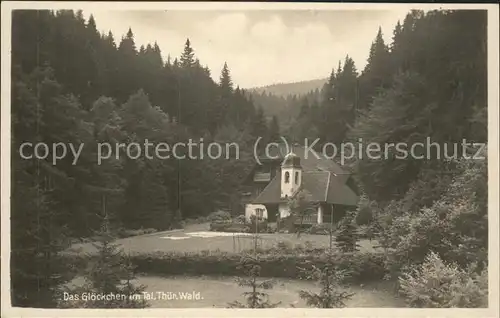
[
  {"left": 317, "top": 204, "right": 323, "bottom": 224},
  {"left": 280, "top": 168, "right": 301, "bottom": 198},
  {"left": 278, "top": 203, "right": 291, "bottom": 218},
  {"left": 245, "top": 204, "right": 268, "bottom": 221}
]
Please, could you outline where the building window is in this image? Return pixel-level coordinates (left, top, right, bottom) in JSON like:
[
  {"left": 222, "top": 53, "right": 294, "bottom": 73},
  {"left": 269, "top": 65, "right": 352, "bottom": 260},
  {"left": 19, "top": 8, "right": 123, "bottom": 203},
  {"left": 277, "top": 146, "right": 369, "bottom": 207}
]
[
  {"left": 256, "top": 208, "right": 264, "bottom": 218},
  {"left": 295, "top": 172, "right": 299, "bottom": 184},
  {"left": 285, "top": 171, "right": 290, "bottom": 183}
]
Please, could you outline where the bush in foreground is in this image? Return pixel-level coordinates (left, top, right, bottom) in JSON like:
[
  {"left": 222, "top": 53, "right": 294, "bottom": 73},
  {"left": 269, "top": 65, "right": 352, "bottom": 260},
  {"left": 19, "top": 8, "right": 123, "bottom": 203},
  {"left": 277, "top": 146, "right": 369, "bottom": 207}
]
[
  {"left": 297, "top": 251, "right": 355, "bottom": 308},
  {"left": 227, "top": 254, "right": 281, "bottom": 308},
  {"left": 399, "top": 251, "right": 488, "bottom": 308},
  {"left": 61, "top": 217, "right": 149, "bottom": 308}
]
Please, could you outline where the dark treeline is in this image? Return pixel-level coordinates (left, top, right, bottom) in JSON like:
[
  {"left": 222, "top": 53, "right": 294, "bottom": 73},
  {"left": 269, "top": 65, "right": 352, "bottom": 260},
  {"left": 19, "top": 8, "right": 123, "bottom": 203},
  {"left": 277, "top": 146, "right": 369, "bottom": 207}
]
[
  {"left": 11, "top": 9, "right": 279, "bottom": 307},
  {"left": 287, "top": 10, "right": 487, "bottom": 202},
  {"left": 11, "top": 10, "right": 276, "bottom": 231}
]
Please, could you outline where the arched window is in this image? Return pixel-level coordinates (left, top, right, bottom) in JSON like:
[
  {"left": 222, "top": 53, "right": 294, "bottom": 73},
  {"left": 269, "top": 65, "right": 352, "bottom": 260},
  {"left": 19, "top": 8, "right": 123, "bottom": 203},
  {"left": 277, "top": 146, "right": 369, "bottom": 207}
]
[
  {"left": 285, "top": 171, "right": 290, "bottom": 183},
  {"left": 295, "top": 171, "right": 299, "bottom": 184}
]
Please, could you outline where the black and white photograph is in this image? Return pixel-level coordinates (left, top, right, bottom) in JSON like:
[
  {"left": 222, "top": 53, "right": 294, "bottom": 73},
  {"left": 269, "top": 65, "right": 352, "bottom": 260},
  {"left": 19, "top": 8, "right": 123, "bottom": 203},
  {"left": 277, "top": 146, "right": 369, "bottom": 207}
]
[{"left": 1, "top": 2, "right": 499, "bottom": 316}]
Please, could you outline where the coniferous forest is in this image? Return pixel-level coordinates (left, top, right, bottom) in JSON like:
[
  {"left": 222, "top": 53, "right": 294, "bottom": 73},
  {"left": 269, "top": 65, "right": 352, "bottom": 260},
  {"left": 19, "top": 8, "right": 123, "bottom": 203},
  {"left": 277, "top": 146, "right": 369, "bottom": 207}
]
[{"left": 8, "top": 9, "right": 490, "bottom": 309}]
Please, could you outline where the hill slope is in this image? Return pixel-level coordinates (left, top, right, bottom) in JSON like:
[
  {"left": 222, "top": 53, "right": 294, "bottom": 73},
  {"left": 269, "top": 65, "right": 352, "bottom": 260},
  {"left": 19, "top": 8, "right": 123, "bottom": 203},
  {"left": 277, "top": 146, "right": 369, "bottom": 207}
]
[{"left": 249, "top": 78, "right": 328, "bottom": 97}]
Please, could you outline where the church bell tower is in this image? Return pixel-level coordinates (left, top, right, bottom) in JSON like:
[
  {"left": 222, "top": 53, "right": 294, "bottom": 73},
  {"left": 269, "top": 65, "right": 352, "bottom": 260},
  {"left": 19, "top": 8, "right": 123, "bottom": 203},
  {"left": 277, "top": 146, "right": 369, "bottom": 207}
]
[{"left": 280, "top": 151, "right": 302, "bottom": 199}]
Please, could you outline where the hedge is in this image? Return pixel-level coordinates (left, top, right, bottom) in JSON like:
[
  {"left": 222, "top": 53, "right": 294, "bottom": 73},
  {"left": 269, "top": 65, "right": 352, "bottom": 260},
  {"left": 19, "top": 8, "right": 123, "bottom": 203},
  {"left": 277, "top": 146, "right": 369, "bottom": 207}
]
[
  {"left": 307, "top": 223, "right": 337, "bottom": 235},
  {"left": 129, "top": 250, "right": 386, "bottom": 283},
  {"left": 64, "top": 248, "right": 386, "bottom": 283},
  {"left": 209, "top": 222, "right": 247, "bottom": 232},
  {"left": 209, "top": 220, "right": 270, "bottom": 233}
]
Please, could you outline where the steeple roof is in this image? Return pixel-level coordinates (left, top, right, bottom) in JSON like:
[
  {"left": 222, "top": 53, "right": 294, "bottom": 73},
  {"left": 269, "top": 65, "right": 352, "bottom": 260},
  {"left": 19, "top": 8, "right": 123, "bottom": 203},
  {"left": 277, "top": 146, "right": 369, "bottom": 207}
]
[{"left": 281, "top": 151, "right": 301, "bottom": 168}]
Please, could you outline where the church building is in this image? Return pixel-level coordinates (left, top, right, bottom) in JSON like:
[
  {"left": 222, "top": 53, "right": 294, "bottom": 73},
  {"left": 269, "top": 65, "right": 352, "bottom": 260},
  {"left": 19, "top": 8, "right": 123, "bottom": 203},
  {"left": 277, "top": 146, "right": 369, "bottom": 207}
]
[{"left": 242, "top": 144, "right": 358, "bottom": 225}]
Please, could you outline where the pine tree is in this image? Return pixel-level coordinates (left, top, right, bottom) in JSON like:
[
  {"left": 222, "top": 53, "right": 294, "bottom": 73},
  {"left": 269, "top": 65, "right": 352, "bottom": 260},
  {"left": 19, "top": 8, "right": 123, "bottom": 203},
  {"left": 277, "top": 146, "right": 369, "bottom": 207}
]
[
  {"left": 297, "top": 251, "right": 354, "bottom": 308},
  {"left": 11, "top": 161, "right": 72, "bottom": 307},
  {"left": 219, "top": 62, "right": 233, "bottom": 92},
  {"left": 358, "top": 27, "right": 391, "bottom": 111},
  {"left": 317, "top": 56, "right": 358, "bottom": 146},
  {"left": 249, "top": 106, "right": 268, "bottom": 143},
  {"left": 116, "top": 27, "right": 138, "bottom": 102},
  {"left": 227, "top": 254, "right": 281, "bottom": 308},
  {"left": 366, "top": 27, "right": 389, "bottom": 71},
  {"left": 219, "top": 62, "right": 234, "bottom": 124},
  {"left": 335, "top": 212, "right": 360, "bottom": 253},
  {"left": 119, "top": 28, "right": 137, "bottom": 56},
  {"left": 180, "top": 38, "right": 195, "bottom": 68},
  {"left": 267, "top": 115, "right": 280, "bottom": 143},
  {"left": 63, "top": 206, "right": 149, "bottom": 308}
]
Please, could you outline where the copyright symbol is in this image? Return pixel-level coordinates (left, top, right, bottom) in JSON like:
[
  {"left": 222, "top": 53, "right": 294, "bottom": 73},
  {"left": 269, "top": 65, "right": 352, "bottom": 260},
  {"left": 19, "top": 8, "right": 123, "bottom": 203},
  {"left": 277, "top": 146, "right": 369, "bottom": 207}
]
[{"left": 253, "top": 136, "right": 263, "bottom": 166}]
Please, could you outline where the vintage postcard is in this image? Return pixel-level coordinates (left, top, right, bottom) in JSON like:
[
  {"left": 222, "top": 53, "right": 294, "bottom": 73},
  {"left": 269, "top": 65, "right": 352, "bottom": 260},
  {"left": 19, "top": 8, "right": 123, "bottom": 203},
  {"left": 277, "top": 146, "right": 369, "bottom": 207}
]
[{"left": 1, "top": 2, "right": 499, "bottom": 318}]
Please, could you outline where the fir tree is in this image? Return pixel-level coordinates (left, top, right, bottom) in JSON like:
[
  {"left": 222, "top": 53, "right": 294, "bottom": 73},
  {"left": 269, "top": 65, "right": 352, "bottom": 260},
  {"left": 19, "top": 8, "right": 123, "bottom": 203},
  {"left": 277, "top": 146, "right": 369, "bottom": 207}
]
[
  {"left": 297, "top": 251, "right": 354, "bottom": 308},
  {"left": 249, "top": 106, "right": 268, "bottom": 143},
  {"left": 219, "top": 62, "right": 233, "bottom": 92},
  {"left": 11, "top": 161, "right": 72, "bottom": 307},
  {"left": 63, "top": 205, "right": 149, "bottom": 308},
  {"left": 268, "top": 115, "right": 280, "bottom": 143},
  {"left": 219, "top": 62, "right": 234, "bottom": 124},
  {"left": 335, "top": 212, "right": 360, "bottom": 253},
  {"left": 180, "top": 38, "right": 195, "bottom": 68},
  {"left": 119, "top": 28, "right": 137, "bottom": 56},
  {"left": 227, "top": 254, "right": 281, "bottom": 308}
]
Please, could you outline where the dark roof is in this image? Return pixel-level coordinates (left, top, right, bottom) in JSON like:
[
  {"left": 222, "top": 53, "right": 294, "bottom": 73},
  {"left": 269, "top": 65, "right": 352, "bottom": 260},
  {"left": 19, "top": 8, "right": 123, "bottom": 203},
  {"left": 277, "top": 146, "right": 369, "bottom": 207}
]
[
  {"left": 252, "top": 171, "right": 358, "bottom": 206},
  {"left": 257, "top": 144, "right": 348, "bottom": 175}
]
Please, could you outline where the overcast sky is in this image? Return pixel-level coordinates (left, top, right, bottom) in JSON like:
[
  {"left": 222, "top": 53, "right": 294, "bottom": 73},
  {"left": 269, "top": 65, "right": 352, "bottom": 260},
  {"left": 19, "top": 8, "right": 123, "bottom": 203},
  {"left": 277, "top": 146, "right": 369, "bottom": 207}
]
[{"left": 84, "top": 10, "right": 409, "bottom": 88}]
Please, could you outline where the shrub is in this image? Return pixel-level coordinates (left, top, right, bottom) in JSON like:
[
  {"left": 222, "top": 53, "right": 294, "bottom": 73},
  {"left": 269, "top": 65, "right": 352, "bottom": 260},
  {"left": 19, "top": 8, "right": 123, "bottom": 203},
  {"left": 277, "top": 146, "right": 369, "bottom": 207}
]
[
  {"left": 233, "top": 215, "right": 247, "bottom": 224},
  {"left": 127, "top": 249, "right": 387, "bottom": 283},
  {"left": 208, "top": 210, "right": 232, "bottom": 223},
  {"left": 265, "top": 224, "right": 277, "bottom": 233},
  {"left": 399, "top": 251, "right": 488, "bottom": 308},
  {"left": 356, "top": 225, "right": 373, "bottom": 239},
  {"left": 341, "top": 251, "right": 386, "bottom": 283},
  {"left": 209, "top": 222, "right": 246, "bottom": 232},
  {"left": 116, "top": 227, "right": 157, "bottom": 238},
  {"left": 209, "top": 219, "right": 269, "bottom": 233},
  {"left": 184, "top": 216, "right": 209, "bottom": 225},
  {"left": 304, "top": 241, "right": 314, "bottom": 250},
  {"left": 376, "top": 153, "right": 487, "bottom": 279},
  {"left": 336, "top": 213, "right": 360, "bottom": 253},
  {"left": 308, "top": 223, "right": 336, "bottom": 235},
  {"left": 247, "top": 216, "right": 268, "bottom": 233},
  {"left": 294, "top": 243, "right": 305, "bottom": 252},
  {"left": 277, "top": 217, "right": 294, "bottom": 233},
  {"left": 276, "top": 240, "right": 294, "bottom": 252}
]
